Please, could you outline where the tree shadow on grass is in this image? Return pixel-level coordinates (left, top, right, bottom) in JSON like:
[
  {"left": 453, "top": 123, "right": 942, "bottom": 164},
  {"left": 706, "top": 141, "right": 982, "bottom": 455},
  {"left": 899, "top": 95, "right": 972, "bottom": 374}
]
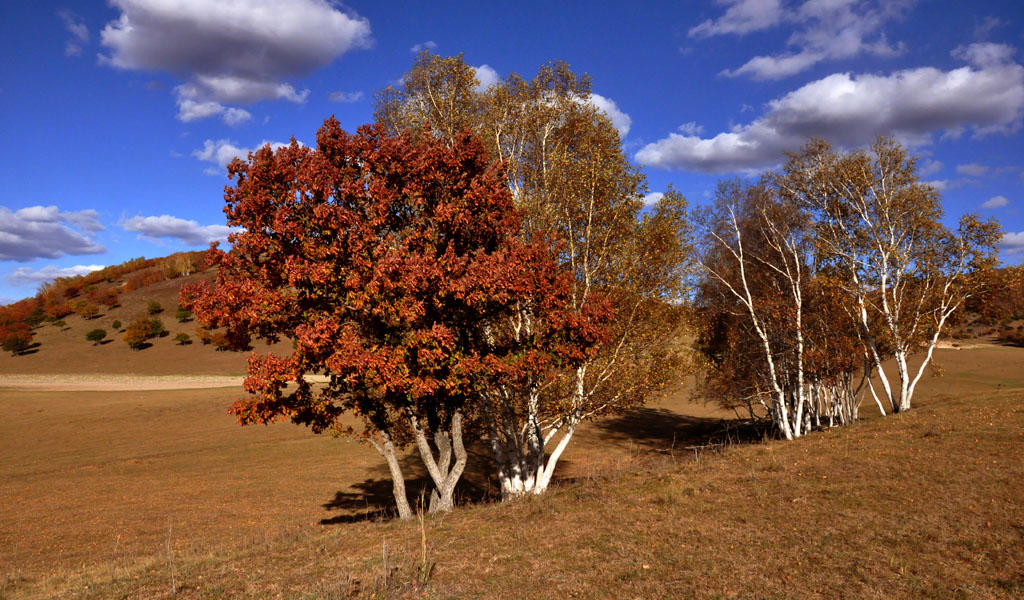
[
  {"left": 319, "top": 443, "right": 500, "bottom": 525},
  {"left": 14, "top": 342, "right": 41, "bottom": 356},
  {"left": 592, "top": 407, "right": 767, "bottom": 454},
  {"left": 320, "top": 409, "right": 770, "bottom": 525}
]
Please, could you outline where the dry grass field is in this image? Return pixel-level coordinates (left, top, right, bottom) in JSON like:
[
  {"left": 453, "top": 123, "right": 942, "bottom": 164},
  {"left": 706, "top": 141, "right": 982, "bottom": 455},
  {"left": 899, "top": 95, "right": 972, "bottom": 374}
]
[{"left": 1, "top": 342, "right": 1022, "bottom": 599}]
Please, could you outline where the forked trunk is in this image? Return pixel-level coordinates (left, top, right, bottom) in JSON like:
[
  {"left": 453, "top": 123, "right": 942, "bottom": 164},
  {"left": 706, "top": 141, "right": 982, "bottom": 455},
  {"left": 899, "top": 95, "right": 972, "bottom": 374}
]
[{"left": 407, "top": 409, "right": 468, "bottom": 514}]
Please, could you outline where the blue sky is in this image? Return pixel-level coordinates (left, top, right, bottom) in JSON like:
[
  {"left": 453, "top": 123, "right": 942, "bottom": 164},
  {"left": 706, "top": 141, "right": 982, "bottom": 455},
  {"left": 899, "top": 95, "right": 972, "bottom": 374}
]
[{"left": 1, "top": 0, "right": 1022, "bottom": 303}]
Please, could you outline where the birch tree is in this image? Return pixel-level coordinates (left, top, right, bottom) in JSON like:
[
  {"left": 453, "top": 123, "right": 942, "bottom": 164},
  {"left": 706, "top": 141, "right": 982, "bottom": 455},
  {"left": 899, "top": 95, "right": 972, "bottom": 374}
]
[
  {"left": 779, "top": 138, "right": 1001, "bottom": 413},
  {"left": 376, "top": 53, "right": 695, "bottom": 497},
  {"left": 695, "top": 179, "right": 870, "bottom": 438}
]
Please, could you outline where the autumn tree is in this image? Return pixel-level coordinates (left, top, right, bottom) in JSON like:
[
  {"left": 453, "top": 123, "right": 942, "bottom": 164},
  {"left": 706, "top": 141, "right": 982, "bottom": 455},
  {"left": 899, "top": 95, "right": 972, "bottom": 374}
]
[
  {"left": 695, "top": 179, "right": 867, "bottom": 438},
  {"left": 181, "top": 120, "right": 590, "bottom": 517},
  {"left": 123, "top": 317, "right": 163, "bottom": 350},
  {"left": 2, "top": 326, "right": 32, "bottom": 356},
  {"left": 779, "top": 138, "right": 1001, "bottom": 413},
  {"left": 123, "top": 318, "right": 153, "bottom": 350},
  {"left": 376, "top": 53, "right": 694, "bottom": 498}
]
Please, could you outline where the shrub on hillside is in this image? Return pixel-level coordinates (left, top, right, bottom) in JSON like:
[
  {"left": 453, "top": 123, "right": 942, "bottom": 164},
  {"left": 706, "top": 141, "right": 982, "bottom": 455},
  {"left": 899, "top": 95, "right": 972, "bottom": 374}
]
[
  {"left": 195, "top": 327, "right": 213, "bottom": 345},
  {"left": 123, "top": 319, "right": 153, "bottom": 350},
  {"left": 85, "top": 329, "right": 107, "bottom": 345},
  {"left": 147, "top": 301, "right": 163, "bottom": 315},
  {"left": 111, "top": 320, "right": 122, "bottom": 330},
  {"left": 52, "top": 319, "right": 67, "bottom": 329},
  {"left": 76, "top": 303, "right": 100, "bottom": 319},
  {"left": 45, "top": 304, "right": 73, "bottom": 320},
  {"left": 174, "top": 332, "right": 192, "bottom": 345},
  {"left": 175, "top": 306, "right": 192, "bottom": 322},
  {"left": 148, "top": 318, "right": 166, "bottom": 337},
  {"left": 210, "top": 331, "right": 230, "bottom": 351},
  {"left": 24, "top": 308, "right": 46, "bottom": 328},
  {"left": 2, "top": 331, "right": 32, "bottom": 356}
]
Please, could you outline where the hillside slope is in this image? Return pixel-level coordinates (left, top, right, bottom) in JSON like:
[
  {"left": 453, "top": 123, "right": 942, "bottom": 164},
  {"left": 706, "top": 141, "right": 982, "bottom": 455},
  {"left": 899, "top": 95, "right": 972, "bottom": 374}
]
[{"left": 0, "top": 264, "right": 287, "bottom": 376}]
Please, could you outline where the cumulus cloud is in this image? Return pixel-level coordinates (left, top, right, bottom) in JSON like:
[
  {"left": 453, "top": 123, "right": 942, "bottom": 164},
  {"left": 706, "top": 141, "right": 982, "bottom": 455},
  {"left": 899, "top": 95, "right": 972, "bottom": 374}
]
[
  {"left": 923, "top": 179, "right": 948, "bottom": 191},
  {"left": 982, "top": 195, "right": 1009, "bottom": 209},
  {"left": 328, "top": 90, "right": 364, "bottom": 103},
  {"left": 589, "top": 93, "right": 632, "bottom": 139},
  {"left": 693, "top": 0, "right": 912, "bottom": 80},
  {"left": 956, "top": 163, "right": 990, "bottom": 177},
  {"left": 192, "top": 138, "right": 294, "bottom": 174},
  {"left": 120, "top": 215, "right": 237, "bottom": 246},
  {"left": 0, "top": 206, "right": 106, "bottom": 262},
  {"left": 473, "top": 65, "right": 500, "bottom": 92},
  {"left": 1001, "top": 231, "right": 1024, "bottom": 255},
  {"left": 637, "top": 46, "right": 1024, "bottom": 173},
  {"left": 59, "top": 10, "right": 89, "bottom": 56},
  {"left": 6, "top": 264, "right": 106, "bottom": 287},
  {"left": 411, "top": 41, "right": 438, "bottom": 53},
  {"left": 99, "top": 0, "right": 372, "bottom": 121}
]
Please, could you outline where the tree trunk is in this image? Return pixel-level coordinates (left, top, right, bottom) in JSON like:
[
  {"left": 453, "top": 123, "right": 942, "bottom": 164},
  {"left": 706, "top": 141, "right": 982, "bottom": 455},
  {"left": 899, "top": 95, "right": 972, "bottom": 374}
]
[
  {"left": 371, "top": 432, "right": 412, "bottom": 520},
  {"left": 893, "top": 350, "right": 911, "bottom": 413},
  {"left": 407, "top": 409, "right": 468, "bottom": 514}
]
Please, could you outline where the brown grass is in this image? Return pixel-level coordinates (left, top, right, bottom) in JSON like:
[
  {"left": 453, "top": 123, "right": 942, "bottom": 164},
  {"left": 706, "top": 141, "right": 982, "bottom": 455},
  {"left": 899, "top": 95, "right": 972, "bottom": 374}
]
[{"left": 1, "top": 347, "right": 1022, "bottom": 599}]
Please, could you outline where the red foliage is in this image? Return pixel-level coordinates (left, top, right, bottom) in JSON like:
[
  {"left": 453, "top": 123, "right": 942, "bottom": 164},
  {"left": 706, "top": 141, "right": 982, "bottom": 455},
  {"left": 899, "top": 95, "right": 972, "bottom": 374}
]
[
  {"left": 45, "top": 303, "right": 73, "bottom": 320},
  {"left": 182, "top": 120, "right": 603, "bottom": 437}
]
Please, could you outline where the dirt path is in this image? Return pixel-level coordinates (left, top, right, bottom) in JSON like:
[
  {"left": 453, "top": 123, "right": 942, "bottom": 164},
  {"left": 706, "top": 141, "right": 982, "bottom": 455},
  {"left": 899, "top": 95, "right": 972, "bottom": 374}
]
[
  {"left": 0, "top": 373, "right": 337, "bottom": 391},
  {"left": 0, "top": 374, "right": 246, "bottom": 391}
]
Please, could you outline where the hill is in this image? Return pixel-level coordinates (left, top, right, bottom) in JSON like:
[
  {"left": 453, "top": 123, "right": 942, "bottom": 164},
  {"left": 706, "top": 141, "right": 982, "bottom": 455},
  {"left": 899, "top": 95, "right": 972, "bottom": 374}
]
[{"left": 0, "top": 252, "right": 287, "bottom": 376}]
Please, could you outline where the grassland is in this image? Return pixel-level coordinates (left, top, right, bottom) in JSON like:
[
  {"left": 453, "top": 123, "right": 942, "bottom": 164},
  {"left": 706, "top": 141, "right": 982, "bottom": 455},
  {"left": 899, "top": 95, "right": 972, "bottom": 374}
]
[{"left": 1, "top": 346, "right": 1022, "bottom": 599}]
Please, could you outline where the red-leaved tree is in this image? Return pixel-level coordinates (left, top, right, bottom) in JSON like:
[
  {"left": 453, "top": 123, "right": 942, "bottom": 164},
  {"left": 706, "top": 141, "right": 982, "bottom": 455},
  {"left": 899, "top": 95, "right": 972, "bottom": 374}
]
[{"left": 182, "top": 120, "right": 599, "bottom": 518}]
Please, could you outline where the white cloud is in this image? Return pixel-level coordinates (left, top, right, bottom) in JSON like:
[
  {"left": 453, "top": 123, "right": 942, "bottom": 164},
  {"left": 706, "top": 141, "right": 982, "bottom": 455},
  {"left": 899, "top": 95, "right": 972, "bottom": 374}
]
[
  {"left": 6, "top": 264, "right": 105, "bottom": 287},
  {"left": 173, "top": 83, "right": 304, "bottom": 124},
  {"left": 0, "top": 206, "right": 105, "bottom": 262},
  {"left": 982, "top": 195, "right": 1008, "bottom": 209},
  {"left": 120, "top": 215, "right": 237, "bottom": 246},
  {"left": 588, "top": 93, "right": 632, "bottom": 139},
  {"left": 637, "top": 47, "right": 1024, "bottom": 173},
  {"left": 59, "top": 10, "right": 89, "bottom": 57},
  {"left": 677, "top": 121, "right": 705, "bottom": 136},
  {"left": 953, "top": 42, "right": 1015, "bottom": 69},
  {"left": 689, "top": 0, "right": 784, "bottom": 38},
  {"left": 222, "top": 107, "right": 252, "bottom": 126},
  {"left": 473, "top": 65, "right": 500, "bottom": 92},
  {"left": 99, "top": 0, "right": 371, "bottom": 121},
  {"left": 411, "top": 41, "right": 438, "bottom": 53},
  {"left": 643, "top": 192, "right": 665, "bottom": 206},
  {"left": 1000, "top": 231, "right": 1024, "bottom": 255},
  {"left": 328, "top": 90, "right": 364, "bottom": 103},
  {"left": 192, "top": 138, "right": 294, "bottom": 173},
  {"left": 918, "top": 159, "right": 943, "bottom": 177},
  {"left": 923, "top": 179, "right": 948, "bottom": 191},
  {"left": 695, "top": 0, "right": 912, "bottom": 80},
  {"left": 956, "top": 163, "right": 990, "bottom": 177}
]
